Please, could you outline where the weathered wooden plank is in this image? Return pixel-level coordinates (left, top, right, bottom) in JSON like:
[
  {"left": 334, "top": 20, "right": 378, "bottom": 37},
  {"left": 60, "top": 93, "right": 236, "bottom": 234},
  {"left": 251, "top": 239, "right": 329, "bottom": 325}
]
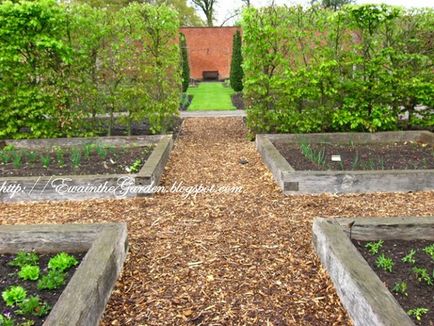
[{"left": 312, "top": 218, "right": 415, "bottom": 326}]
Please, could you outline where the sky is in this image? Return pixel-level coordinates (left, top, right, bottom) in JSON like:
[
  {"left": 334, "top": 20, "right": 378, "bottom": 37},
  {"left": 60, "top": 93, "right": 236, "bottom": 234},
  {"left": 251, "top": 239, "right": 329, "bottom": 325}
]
[{"left": 195, "top": 0, "right": 434, "bottom": 26}]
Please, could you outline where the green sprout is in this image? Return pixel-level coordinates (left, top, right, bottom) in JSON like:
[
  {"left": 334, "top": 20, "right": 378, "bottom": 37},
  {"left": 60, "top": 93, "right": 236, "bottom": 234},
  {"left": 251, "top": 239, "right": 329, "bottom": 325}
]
[
  {"left": 375, "top": 253, "right": 394, "bottom": 272},
  {"left": 392, "top": 281, "right": 408, "bottom": 296},
  {"left": 422, "top": 243, "right": 434, "bottom": 260},
  {"left": 365, "top": 240, "right": 384, "bottom": 255},
  {"left": 401, "top": 249, "right": 417, "bottom": 265},
  {"left": 70, "top": 148, "right": 81, "bottom": 168},
  {"left": 40, "top": 154, "right": 50, "bottom": 168},
  {"left": 412, "top": 267, "right": 433, "bottom": 285},
  {"left": 407, "top": 307, "right": 429, "bottom": 321}
]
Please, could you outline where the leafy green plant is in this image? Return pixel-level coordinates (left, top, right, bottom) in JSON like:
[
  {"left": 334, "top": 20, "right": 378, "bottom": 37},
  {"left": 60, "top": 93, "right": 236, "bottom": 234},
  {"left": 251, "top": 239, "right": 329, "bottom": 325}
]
[
  {"left": 70, "top": 148, "right": 81, "bottom": 168},
  {"left": 402, "top": 249, "right": 417, "bottom": 265},
  {"left": 16, "top": 296, "right": 51, "bottom": 317},
  {"left": 40, "top": 154, "right": 51, "bottom": 168},
  {"left": 127, "top": 159, "right": 142, "bottom": 173},
  {"left": 83, "top": 144, "right": 95, "bottom": 159},
  {"left": 422, "top": 243, "right": 434, "bottom": 260},
  {"left": 412, "top": 267, "right": 433, "bottom": 285},
  {"left": 375, "top": 253, "right": 394, "bottom": 272},
  {"left": 299, "top": 143, "right": 326, "bottom": 166},
  {"left": 95, "top": 145, "right": 108, "bottom": 159},
  {"left": 12, "top": 152, "right": 22, "bottom": 169},
  {"left": 365, "top": 240, "right": 383, "bottom": 255},
  {"left": 48, "top": 252, "right": 78, "bottom": 272},
  {"left": 26, "top": 151, "right": 37, "bottom": 163},
  {"left": 0, "top": 150, "right": 11, "bottom": 164},
  {"left": 392, "top": 281, "right": 408, "bottom": 296},
  {"left": 18, "top": 265, "right": 40, "bottom": 281},
  {"left": 0, "top": 314, "right": 14, "bottom": 326},
  {"left": 37, "top": 270, "right": 65, "bottom": 290},
  {"left": 407, "top": 307, "right": 429, "bottom": 321},
  {"left": 54, "top": 147, "right": 65, "bottom": 167},
  {"left": 8, "top": 252, "right": 39, "bottom": 268},
  {"left": 230, "top": 30, "right": 244, "bottom": 92},
  {"left": 2, "top": 286, "right": 27, "bottom": 307}
]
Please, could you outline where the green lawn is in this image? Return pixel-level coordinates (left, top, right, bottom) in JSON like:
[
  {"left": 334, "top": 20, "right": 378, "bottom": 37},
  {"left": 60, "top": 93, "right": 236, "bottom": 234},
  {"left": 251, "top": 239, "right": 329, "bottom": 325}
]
[{"left": 187, "top": 82, "right": 235, "bottom": 111}]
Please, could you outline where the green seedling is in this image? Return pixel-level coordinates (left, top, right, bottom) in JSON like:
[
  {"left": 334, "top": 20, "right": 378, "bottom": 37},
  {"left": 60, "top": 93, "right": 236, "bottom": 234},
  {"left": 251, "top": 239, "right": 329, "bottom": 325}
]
[
  {"left": 83, "top": 143, "right": 96, "bottom": 158},
  {"left": 95, "top": 145, "right": 108, "bottom": 159},
  {"left": 375, "top": 253, "right": 394, "bottom": 272},
  {"left": 128, "top": 159, "right": 142, "bottom": 173},
  {"left": 48, "top": 252, "right": 78, "bottom": 272},
  {"left": 40, "top": 154, "right": 50, "bottom": 168},
  {"left": 26, "top": 151, "right": 37, "bottom": 163},
  {"left": 16, "top": 295, "right": 51, "bottom": 317},
  {"left": 18, "top": 265, "right": 40, "bottom": 281},
  {"left": 54, "top": 147, "right": 65, "bottom": 167},
  {"left": 70, "top": 148, "right": 81, "bottom": 168},
  {"left": 422, "top": 243, "right": 434, "bottom": 260},
  {"left": 37, "top": 270, "right": 65, "bottom": 290},
  {"left": 402, "top": 249, "right": 417, "bottom": 265},
  {"left": 299, "top": 143, "right": 326, "bottom": 166},
  {"left": 392, "top": 281, "right": 408, "bottom": 296},
  {"left": 0, "top": 314, "right": 14, "bottom": 326},
  {"left": 365, "top": 240, "right": 383, "bottom": 255},
  {"left": 407, "top": 307, "right": 429, "bottom": 321},
  {"left": 8, "top": 252, "right": 39, "bottom": 268},
  {"left": 2, "top": 286, "right": 27, "bottom": 307},
  {"left": 12, "top": 152, "right": 22, "bottom": 169},
  {"left": 412, "top": 267, "right": 433, "bottom": 285},
  {"left": 0, "top": 150, "right": 11, "bottom": 164}
]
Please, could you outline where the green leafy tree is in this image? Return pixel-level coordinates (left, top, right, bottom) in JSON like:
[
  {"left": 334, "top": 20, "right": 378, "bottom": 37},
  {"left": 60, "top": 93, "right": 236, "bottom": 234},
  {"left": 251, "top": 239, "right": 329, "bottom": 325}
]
[
  {"left": 179, "top": 32, "right": 190, "bottom": 92},
  {"left": 230, "top": 30, "right": 244, "bottom": 92},
  {"left": 0, "top": 0, "right": 73, "bottom": 139}
]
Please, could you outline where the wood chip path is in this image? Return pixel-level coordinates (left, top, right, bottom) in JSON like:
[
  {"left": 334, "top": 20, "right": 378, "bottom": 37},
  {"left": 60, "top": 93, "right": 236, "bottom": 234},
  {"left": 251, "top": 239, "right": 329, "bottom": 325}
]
[{"left": 0, "top": 118, "right": 433, "bottom": 325}]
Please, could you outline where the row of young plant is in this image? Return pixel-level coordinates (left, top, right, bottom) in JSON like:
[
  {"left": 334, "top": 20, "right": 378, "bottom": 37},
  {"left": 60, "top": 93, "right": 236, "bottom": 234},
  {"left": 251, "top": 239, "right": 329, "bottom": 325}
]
[
  {"left": 0, "top": 144, "right": 148, "bottom": 173},
  {"left": 0, "top": 0, "right": 180, "bottom": 139},
  {"left": 242, "top": 4, "right": 433, "bottom": 134},
  {"left": 0, "top": 252, "right": 78, "bottom": 325},
  {"left": 366, "top": 241, "right": 434, "bottom": 322}
]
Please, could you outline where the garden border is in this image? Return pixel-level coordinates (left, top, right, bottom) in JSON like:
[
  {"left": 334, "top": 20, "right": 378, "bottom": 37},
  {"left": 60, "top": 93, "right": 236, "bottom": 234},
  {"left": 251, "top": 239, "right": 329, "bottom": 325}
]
[
  {"left": 0, "top": 223, "right": 128, "bottom": 326},
  {"left": 256, "top": 131, "right": 434, "bottom": 194},
  {"left": 1, "top": 135, "right": 173, "bottom": 202},
  {"left": 312, "top": 216, "right": 434, "bottom": 326}
]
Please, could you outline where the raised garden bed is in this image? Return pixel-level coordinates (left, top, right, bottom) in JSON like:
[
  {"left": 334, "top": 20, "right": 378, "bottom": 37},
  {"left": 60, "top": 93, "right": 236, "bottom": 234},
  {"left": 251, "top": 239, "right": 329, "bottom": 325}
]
[
  {"left": 0, "top": 135, "right": 173, "bottom": 202},
  {"left": 313, "top": 216, "right": 434, "bottom": 326},
  {"left": 0, "top": 223, "right": 127, "bottom": 326},
  {"left": 0, "top": 251, "right": 84, "bottom": 325},
  {"left": 256, "top": 131, "right": 434, "bottom": 194}
]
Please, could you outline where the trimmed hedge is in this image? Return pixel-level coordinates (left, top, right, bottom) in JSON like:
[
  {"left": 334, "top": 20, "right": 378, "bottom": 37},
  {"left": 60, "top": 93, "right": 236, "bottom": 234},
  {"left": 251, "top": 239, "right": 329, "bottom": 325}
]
[
  {"left": 242, "top": 5, "right": 433, "bottom": 134},
  {"left": 0, "top": 0, "right": 180, "bottom": 139}
]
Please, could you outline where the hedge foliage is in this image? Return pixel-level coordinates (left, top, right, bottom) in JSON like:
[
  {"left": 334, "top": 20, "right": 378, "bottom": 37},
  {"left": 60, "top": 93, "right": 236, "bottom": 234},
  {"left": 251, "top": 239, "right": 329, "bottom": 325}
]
[
  {"left": 242, "top": 5, "right": 434, "bottom": 134},
  {"left": 0, "top": 0, "right": 180, "bottom": 139},
  {"left": 180, "top": 32, "right": 190, "bottom": 92},
  {"left": 230, "top": 30, "right": 244, "bottom": 92}
]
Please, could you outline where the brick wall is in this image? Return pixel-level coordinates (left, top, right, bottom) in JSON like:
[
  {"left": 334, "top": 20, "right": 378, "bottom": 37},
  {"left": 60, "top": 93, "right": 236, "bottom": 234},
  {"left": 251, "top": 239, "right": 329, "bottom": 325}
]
[{"left": 180, "top": 26, "right": 241, "bottom": 80}]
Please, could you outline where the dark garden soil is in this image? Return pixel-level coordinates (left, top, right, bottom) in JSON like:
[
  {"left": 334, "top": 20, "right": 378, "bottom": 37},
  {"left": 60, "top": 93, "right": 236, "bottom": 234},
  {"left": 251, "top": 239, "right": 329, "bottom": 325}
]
[
  {"left": 0, "top": 146, "right": 152, "bottom": 177},
  {"left": 273, "top": 141, "right": 434, "bottom": 171},
  {"left": 0, "top": 252, "right": 85, "bottom": 326},
  {"left": 353, "top": 240, "right": 433, "bottom": 325},
  {"left": 231, "top": 92, "right": 244, "bottom": 110}
]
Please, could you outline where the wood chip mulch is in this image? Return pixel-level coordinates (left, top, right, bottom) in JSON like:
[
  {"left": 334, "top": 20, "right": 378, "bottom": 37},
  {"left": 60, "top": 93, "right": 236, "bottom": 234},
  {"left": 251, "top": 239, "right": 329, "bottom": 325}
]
[{"left": 0, "top": 118, "right": 433, "bottom": 325}]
